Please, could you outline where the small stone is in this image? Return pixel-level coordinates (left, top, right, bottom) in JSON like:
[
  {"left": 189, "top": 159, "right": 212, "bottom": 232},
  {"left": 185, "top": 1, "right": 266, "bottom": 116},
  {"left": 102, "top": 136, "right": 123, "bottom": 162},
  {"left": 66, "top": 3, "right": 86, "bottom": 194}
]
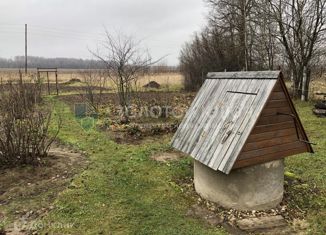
[
  {"left": 281, "top": 206, "right": 287, "bottom": 212},
  {"left": 236, "top": 215, "right": 287, "bottom": 231}
]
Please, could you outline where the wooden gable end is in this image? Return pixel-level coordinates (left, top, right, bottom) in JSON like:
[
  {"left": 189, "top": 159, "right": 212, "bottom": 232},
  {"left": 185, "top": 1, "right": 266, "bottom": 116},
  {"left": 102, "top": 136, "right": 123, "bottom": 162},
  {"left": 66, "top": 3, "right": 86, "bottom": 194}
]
[{"left": 233, "top": 75, "right": 313, "bottom": 169}]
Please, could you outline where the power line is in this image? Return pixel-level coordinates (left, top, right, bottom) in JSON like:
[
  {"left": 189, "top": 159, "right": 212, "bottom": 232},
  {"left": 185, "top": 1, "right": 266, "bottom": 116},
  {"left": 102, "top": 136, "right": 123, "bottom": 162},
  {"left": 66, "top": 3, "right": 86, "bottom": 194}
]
[
  {"left": 0, "top": 24, "right": 182, "bottom": 45},
  {"left": 0, "top": 24, "right": 180, "bottom": 62}
]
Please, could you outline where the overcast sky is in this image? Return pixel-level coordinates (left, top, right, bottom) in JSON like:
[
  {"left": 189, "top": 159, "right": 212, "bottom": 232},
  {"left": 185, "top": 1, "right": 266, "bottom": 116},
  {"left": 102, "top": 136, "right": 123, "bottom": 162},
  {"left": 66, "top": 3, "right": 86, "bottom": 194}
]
[{"left": 0, "top": 0, "right": 208, "bottom": 65}]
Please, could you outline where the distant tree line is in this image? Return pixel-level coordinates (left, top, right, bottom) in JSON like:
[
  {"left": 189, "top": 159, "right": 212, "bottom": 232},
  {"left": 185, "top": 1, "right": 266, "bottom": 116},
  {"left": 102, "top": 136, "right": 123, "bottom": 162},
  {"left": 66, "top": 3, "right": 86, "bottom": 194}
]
[
  {"left": 181, "top": 0, "right": 326, "bottom": 100},
  {"left": 0, "top": 56, "right": 179, "bottom": 73},
  {"left": 0, "top": 56, "right": 105, "bottom": 69}
]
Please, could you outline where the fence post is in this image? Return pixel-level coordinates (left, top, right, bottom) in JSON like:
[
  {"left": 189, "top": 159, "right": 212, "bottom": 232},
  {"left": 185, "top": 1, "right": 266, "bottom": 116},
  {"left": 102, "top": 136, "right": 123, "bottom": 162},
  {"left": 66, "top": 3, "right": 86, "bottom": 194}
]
[
  {"left": 47, "top": 71, "right": 50, "bottom": 95},
  {"left": 55, "top": 70, "right": 59, "bottom": 95}
]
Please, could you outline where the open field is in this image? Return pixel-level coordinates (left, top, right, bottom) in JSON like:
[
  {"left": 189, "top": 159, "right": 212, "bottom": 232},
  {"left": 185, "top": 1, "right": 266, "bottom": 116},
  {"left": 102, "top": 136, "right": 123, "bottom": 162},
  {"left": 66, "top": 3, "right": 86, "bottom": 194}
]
[
  {"left": 1, "top": 69, "right": 326, "bottom": 98},
  {"left": 0, "top": 69, "right": 184, "bottom": 88}
]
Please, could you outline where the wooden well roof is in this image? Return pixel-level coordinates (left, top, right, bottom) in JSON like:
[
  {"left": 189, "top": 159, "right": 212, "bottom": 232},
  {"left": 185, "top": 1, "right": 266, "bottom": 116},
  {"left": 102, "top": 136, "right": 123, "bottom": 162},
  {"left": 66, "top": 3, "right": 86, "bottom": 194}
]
[{"left": 172, "top": 71, "right": 313, "bottom": 174}]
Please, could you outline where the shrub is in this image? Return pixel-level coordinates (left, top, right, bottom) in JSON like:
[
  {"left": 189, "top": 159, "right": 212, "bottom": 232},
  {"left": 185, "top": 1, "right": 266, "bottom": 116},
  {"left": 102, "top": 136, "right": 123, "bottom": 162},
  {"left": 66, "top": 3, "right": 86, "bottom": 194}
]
[
  {"left": 0, "top": 79, "right": 60, "bottom": 167},
  {"left": 127, "top": 125, "right": 142, "bottom": 137}
]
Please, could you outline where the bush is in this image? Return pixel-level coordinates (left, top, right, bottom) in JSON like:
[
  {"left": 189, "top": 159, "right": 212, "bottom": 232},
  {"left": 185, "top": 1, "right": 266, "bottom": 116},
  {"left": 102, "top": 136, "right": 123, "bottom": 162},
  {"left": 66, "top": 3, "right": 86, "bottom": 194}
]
[
  {"left": 0, "top": 79, "right": 60, "bottom": 167},
  {"left": 127, "top": 125, "right": 142, "bottom": 137}
]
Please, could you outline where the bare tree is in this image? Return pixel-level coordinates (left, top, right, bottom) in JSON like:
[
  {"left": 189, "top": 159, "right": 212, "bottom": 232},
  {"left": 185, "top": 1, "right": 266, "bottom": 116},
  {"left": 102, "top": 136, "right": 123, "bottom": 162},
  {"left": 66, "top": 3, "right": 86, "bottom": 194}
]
[
  {"left": 91, "top": 30, "right": 153, "bottom": 123},
  {"left": 180, "top": 0, "right": 280, "bottom": 90},
  {"left": 268, "top": 0, "right": 326, "bottom": 100},
  {"left": 181, "top": 0, "right": 325, "bottom": 97},
  {"left": 252, "top": 0, "right": 281, "bottom": 69},
  {"left": 206, "top": 0, "right": 256, "bottom": 71}
]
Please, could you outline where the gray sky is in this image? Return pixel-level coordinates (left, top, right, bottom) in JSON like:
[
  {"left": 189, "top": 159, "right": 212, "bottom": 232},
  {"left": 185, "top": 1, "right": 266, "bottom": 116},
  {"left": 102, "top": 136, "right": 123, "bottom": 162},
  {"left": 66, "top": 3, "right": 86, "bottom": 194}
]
[{"left": 0, "top": 0, "right": 208, "bottom": 65}]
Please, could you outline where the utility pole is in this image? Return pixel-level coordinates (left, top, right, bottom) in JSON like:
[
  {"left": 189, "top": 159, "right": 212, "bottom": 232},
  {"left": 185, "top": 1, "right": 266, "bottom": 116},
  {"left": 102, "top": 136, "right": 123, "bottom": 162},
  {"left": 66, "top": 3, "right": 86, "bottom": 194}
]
[{"left": 25, "top": 24, "right": 27, "bottom": 74}]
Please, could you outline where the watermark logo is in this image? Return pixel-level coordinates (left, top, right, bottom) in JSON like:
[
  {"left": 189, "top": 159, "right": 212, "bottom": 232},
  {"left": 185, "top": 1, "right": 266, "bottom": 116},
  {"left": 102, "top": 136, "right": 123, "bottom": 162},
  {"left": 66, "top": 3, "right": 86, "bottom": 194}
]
[
  {"left": 117, "top": 105, "right": 184, "bottom": 119},
  {"left": 13, "top": 218, "right": 74, "bottom": 232},
  {"left": 73, "top": 103, "right": 185, "bottom": 132},
  {"left": 79, "top": 116, "right": 97, "bottom": 131},
  {"left": 74, "top": 103, "right": 98, "bottom": 131}
]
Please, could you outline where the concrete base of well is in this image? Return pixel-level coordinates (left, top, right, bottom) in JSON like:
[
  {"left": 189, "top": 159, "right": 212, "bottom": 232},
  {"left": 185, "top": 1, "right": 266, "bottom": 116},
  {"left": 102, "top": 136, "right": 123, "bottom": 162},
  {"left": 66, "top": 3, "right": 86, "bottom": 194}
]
[{"left": 194, "top": 160, "right": 284, "bottom": 211}]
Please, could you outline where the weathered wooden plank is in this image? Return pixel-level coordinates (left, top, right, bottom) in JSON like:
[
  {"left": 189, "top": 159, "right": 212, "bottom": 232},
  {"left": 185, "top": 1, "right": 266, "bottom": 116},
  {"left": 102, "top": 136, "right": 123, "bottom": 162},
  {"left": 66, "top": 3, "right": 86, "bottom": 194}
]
[
  {"left": 242, "top": 135, "right": 299, "bottom": 152},
  {"left": 233, "top": 146, "right": 307, "bottom": 169},
  {"left": 247, "top": 128, "right": 297, "bottom": 142},
  {"left": 187, "top": 79, "right": 235, "bottom": 154},
  {"left": 272, "top": 82, "right": 283, "bottom": 92},
  {"left": 218, "top": 79, "right": 278, "bottom": 173},
  {"left": 256, "top": 115, "right": 293, "bottom": 126},
  {"left": 172, "top": 79, "right": 212, "bottom": 144},
  {"left": 183, "top": 79, "right": 232, "bottom": 155},
  {"left": 194, "top": 79, "right": 258, "bottom": 166},
  {"left": 269, "top": 91, "right": 286, "bottom": 100},
  {"left": 172, "top": 79, "right": 217, "bottom": 149},
  {"left": 251, "top": 121, "right": 295, "bottom": 134},
  {"left": 278, "top": 73, "right": 314, "bottom": 153},
  {"left": 207, "top": 71, "right": 280, "bottom": 80},
  {"left": 192, "top": 79, "right": 243, "bottom": 160},
  {"left": 217, "top": 79, "right": 276, "bottom": 172},
  {"left": 192, "top": 89, "right": 240, "bottom": 164},
  {"left": 205, "top": 93, "right": 256, "bottom": 166},
  {"left": 208, "top": 79, "right": 262, "bottom": 169},
  {"left": 170, "top": 71, "right": 309, "bottom": 174},
  {"left": 265, "top": 100, "right": 289, "bottom": 108},
  {"left": 238, "top": 141, "right": 304, "bottom": 160},
  {"left": 260, "top": 106, "right": 292, "bottom": 116}
]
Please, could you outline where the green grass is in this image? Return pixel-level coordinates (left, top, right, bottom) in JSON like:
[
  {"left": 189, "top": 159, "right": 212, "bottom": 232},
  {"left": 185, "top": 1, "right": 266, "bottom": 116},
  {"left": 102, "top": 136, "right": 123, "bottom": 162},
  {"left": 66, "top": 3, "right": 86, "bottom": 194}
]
[
  {"left": 285, "top": 101, "right": 326, "bottom": 233},
  {"left": 40, "top": 100, "right": 225, "bottom": 234},
  {"left": 35, "top": 99, "right": 326, "bottom": 234}
]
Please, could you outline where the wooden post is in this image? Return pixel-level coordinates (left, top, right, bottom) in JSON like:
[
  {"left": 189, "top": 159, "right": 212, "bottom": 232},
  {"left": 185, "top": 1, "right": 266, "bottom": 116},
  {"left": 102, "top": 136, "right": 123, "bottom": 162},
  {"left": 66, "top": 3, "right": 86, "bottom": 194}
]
[
  {"left": 55, "top": 70, "right": 59, "bottom": 95},
  {"left": 47, "top": 71, "right": 50, "bottom": 95},
  {"left": 37, "top": 70, "right": 42, "bottom": 101},
  {"left": 19, "top": 69, "right": 23, "bottom": 86}
]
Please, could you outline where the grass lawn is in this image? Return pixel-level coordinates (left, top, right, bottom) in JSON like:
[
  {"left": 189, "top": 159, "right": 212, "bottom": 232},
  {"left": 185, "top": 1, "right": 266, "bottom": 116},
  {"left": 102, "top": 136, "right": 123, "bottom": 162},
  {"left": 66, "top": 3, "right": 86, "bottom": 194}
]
[
  {"left": 2, "top": 98, "right": 324, "bottom": 234},
  {"left": 285, "top": 101, "right": 326, "bottom": 233},
  {"left": 40, "top": 100, "right": 226, "bottom": 234}
]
